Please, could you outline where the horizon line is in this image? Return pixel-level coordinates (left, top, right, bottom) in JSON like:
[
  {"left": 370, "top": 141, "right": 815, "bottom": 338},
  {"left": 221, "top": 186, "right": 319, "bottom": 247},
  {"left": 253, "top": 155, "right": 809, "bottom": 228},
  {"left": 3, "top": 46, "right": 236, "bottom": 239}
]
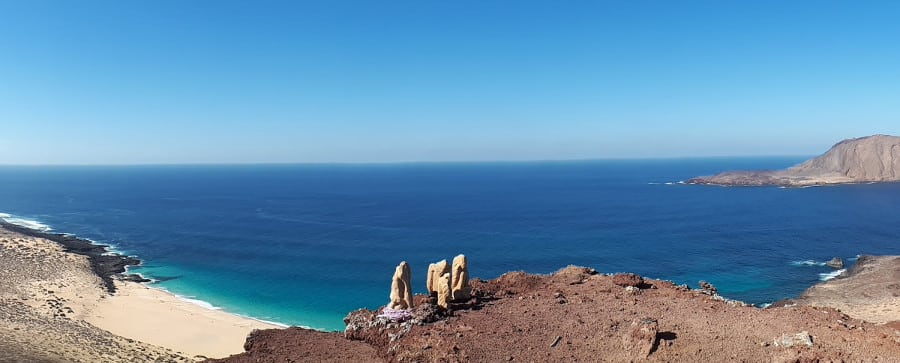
[{"left": 0, "top": 154, "right": 813, "bottom": 167}]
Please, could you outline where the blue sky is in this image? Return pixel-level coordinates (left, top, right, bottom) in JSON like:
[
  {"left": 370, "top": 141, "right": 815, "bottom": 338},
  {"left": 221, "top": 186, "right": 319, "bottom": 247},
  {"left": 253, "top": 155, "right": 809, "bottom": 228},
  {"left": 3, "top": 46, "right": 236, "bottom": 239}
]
[{"left": 1, "top": 1, "right": 898, "bottom": 164}]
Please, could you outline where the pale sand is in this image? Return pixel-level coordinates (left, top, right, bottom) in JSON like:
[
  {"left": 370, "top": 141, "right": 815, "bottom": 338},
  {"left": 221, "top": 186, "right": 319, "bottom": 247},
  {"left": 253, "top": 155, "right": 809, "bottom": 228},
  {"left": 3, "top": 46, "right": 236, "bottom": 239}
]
[
  {"left": 0, "top": 226, "right": 282, "bottom": 361},
  {"left": 84, "top": 281, "right": 282, "bottom": 359}
]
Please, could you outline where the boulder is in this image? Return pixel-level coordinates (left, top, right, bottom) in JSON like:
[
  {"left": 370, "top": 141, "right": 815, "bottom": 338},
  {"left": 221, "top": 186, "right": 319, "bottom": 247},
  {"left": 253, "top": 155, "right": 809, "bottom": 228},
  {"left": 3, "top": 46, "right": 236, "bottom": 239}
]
[
  {"left": 699, "top": 280, "right": 718, "bottom": 295},
  {"left": 388, "top": 261, "right": 413, "bottom": 310},
  {"left": 612, "top": 273, "right": 644, "bottom": 288},
  {"left": 774, "top": 331, "right": 813, "bottom": 348},
  {"left": 622, "top": 317, "right": 659, "bottom": 358},
  {"left": 451, "top": 254, "right": 471, "bottom": 301},
  {"left": 436, "top": 272, "right": 452, "bottom": 309},
  {"left": 826, "top": 257, "right": 844, "bottom": 269},
  {"left": 426, "top": 260, "right": 450, "bottom": 295}
]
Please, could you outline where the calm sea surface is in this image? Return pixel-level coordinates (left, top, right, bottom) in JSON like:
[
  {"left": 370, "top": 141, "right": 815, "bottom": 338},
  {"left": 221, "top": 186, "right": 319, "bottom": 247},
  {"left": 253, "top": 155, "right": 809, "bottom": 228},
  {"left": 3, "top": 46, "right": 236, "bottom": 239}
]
[{"left": 2, "top": 158, "right": 899, "bottom": 331}]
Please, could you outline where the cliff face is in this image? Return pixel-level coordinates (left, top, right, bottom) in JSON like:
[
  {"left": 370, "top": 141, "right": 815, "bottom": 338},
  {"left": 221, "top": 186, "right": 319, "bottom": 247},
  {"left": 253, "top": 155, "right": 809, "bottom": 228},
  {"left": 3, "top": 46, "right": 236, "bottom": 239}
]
[
  {"left": 788, "top": 135, "right": 900, "bottom": 181},
  {"left": 689, "top": 135, "right": 900, "bottom": 186}
]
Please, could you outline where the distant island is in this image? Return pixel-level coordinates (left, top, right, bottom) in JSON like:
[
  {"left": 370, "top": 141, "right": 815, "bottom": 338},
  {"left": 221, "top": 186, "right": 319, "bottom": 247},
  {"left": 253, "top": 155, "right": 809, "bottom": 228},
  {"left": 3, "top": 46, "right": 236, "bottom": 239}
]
[{"left": 688, "top": 135, "right": 900, "bottom": 187}]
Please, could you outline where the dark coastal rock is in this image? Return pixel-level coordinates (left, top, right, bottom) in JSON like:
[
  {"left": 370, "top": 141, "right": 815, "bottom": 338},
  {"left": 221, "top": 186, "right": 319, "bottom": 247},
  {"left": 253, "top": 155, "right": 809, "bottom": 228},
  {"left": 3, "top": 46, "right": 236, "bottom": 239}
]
[
  {"left": 211, "top": 327, "right": 379, "bottom": 363},
  {"left": 689, "top": 135, "right": 900, "bottom": 187},
  {"left": 699, "top": 280, "right": 718, "bottom": 295},
  {"left": 0, "top": 221, "right": 141, "bottom": 293},
  {"left": 826, "top": 257, "right": 845, "bottom": 269}
]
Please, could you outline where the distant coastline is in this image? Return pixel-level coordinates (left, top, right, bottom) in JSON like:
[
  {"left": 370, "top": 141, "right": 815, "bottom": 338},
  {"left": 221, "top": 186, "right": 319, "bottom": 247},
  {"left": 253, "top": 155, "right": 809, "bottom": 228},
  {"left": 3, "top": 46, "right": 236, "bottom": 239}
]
[{"left": 689, "top": 135, "right": 900, "bottom": 187}]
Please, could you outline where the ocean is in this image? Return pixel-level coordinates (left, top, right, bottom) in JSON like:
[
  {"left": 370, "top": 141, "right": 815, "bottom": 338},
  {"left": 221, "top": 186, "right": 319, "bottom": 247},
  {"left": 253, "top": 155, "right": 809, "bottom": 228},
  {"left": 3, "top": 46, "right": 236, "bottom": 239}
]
[{"left": 2, "top": 158, "right": 899, "bottom": 331}]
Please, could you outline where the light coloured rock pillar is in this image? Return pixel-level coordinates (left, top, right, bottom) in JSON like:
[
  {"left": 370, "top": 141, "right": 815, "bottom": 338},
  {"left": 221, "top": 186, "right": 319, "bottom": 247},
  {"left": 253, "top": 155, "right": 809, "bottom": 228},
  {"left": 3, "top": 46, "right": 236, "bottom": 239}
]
[
  {"left": 426, "top": 259, "right": 450, "bottom": 295},
  {"left": 388, "top": 261, "right": 413, "bottom": 310},
  {"left": 451, "top": 254, "right": 471, "bottom": 301},
  {"left": 436, "top": 272, "right": 452, "bottom": 309}
]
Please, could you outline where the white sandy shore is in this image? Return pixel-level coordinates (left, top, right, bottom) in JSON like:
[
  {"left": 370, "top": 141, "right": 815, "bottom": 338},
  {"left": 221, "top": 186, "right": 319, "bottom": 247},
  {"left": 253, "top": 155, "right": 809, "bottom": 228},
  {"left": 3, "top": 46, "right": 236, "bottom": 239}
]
[
  {"left": 0, "top": 226, "right": 282, "bottom": 361},
  {"left": 84, "top": 281, "right": 282, "bottom": 359}
]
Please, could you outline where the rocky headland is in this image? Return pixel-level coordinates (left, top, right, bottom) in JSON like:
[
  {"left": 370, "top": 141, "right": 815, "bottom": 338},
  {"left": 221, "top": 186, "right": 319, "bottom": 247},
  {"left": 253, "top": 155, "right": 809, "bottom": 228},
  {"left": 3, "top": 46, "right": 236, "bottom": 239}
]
[
  {"left": 215, "top": 263, "right": 900, "bottom": 362},
  {"left": 688, "top": 134, "right": 900, "bottom": 187},
  {"left": 793, "top": 255, "right": 900, "bottom": 325}
]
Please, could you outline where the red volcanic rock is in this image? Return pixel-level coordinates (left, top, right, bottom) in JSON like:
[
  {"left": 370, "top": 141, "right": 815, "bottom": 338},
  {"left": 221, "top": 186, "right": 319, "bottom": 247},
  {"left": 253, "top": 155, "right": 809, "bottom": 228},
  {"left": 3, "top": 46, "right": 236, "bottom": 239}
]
[
  {"left": 612, "top": 273, "right": 644, "bottom": 288},
  {"left": 622, "top": 318, "right": 659, "bottom": 358},
  {"left": 213, "top": 264, "right": 900, "bottom": 363},
  {"left": 210, "top": 327, "right": 379, "bottom": 363}
]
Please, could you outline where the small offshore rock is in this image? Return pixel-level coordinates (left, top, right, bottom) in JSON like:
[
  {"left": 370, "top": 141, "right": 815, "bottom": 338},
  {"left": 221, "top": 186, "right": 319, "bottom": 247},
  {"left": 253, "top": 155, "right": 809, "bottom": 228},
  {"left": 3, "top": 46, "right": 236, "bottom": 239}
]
[{"left": 826, "top": 257, "right": 845, "bottom": 269}]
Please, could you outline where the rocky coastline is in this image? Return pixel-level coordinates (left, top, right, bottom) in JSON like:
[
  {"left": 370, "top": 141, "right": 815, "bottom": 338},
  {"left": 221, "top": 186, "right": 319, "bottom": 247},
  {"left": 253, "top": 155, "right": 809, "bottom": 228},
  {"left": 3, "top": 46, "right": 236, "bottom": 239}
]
[
  {"left": 0, "top": 220, "right": 148, "bottom": 293},
  {"left": 215, "top": 263, "right": 900, "bottom": 362},
  {"left": 688, "top": 134, "right": 900, "bottom": 187},
  {"left": 3, "top": 216, "right": 899, "bottom": 362}
]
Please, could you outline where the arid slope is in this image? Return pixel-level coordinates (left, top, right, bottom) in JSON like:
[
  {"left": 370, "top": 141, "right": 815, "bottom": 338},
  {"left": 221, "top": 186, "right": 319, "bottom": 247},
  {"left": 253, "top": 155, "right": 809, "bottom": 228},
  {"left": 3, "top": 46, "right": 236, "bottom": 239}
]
[
  {"left": 215, "top": 266, "right": 900, "bottom": 362},
  {"left": 689, "top": 135, "right": 900, "bottom": 186}
]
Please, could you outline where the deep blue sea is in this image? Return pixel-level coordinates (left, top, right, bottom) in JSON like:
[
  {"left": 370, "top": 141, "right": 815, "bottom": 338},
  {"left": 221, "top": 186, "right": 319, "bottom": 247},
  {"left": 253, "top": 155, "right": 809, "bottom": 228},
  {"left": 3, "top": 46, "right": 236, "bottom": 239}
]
[{"left": 2, "top": 158, "right": 900, "bottom": 331}]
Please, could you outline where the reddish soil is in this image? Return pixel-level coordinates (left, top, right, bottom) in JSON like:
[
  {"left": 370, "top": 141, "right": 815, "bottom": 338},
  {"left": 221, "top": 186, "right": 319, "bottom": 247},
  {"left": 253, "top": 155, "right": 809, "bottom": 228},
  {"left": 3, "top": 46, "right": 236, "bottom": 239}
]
[{"left": 215, "top": 266, "right": 900, "bottom": 362}]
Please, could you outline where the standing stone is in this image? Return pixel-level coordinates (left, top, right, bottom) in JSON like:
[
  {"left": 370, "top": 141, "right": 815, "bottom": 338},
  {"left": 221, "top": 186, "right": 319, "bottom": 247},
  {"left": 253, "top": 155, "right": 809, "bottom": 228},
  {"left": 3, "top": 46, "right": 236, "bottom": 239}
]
[
  {"left": 426, "top": 260, "right": 450, "bottom": 295},
  {"left": 451, "top": 254, "right": 471, "bottom": 301},
  {"left": 388, "top": 261, "right": 414, "bottom": 310},
  {"left": 436, "top": 272, "right": 452, "bottom": 309}
]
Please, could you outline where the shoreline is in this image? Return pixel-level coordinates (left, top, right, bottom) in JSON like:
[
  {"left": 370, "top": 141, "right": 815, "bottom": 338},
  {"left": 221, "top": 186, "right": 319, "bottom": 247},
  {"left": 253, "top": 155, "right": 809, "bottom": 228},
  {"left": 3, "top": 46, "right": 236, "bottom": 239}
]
[
  {"left": 83, "top": 279, "right": 282, "bottom": 358},
  {"left": 0, "top": 214, "right": 291, "bottom": 328},
  {"left": 0, "top": 219, "right": 147, "bottom": 293},
  {"left": 0, "top": 215, "right": 284, "bottom": 359}
]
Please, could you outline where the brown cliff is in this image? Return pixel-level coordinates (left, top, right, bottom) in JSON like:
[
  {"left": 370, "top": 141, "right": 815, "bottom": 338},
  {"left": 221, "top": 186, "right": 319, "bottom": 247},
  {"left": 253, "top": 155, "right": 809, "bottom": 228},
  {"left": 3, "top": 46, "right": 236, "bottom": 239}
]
[{"left": 689, "top": 135, "right": 900, "bottom": 186}]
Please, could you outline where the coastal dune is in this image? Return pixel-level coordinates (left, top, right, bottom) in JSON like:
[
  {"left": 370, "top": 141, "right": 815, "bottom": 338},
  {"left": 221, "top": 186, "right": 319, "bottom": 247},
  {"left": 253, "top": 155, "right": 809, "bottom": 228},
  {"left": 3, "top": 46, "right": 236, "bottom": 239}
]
[{"left": 0, "top": 224, "right": 280, "bottom": 362}]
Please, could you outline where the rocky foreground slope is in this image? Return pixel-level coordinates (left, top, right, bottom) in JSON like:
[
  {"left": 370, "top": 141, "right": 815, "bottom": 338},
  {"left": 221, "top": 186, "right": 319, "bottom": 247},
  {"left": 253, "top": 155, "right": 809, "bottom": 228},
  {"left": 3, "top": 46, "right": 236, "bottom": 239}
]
[
  {"left": 689, "top": 135, "right": 900, "bottom": 186},
  {"left": 214, "top": 264, "right": 900, "bottom": 362}
]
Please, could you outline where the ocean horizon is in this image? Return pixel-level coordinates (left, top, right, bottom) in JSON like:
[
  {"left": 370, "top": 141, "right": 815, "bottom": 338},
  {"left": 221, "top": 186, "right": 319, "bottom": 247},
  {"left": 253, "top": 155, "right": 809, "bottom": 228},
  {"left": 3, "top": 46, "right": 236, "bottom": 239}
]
[{"left": 3, "top": 157, "right": 899, "bottom": 331}]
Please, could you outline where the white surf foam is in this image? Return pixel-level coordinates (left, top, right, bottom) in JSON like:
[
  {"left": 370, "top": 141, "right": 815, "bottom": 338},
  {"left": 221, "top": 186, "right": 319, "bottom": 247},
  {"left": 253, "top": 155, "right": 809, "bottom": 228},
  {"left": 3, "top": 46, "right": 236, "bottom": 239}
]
[
  {"left": 0, "top": 213, "right": 53, "bottom": 231},
  {"left": 791, "top": 260, "right": 825, "bottom": 267},
  {"left": 175, "top": 294, "right": 223, "bottom": 310},
  {"left": 147, "top": 285, "right": 293, "bottom": 328},
  {"left": 819, "top": 269, "right": 846, "bottom": 281}
]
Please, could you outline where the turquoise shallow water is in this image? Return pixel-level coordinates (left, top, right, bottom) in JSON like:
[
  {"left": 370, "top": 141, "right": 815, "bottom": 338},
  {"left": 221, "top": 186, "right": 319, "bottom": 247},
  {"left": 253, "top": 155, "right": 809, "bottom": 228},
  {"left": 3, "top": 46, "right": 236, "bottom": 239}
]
[{"left": 2, "top": 159, "right": 899, "bottom": 331}]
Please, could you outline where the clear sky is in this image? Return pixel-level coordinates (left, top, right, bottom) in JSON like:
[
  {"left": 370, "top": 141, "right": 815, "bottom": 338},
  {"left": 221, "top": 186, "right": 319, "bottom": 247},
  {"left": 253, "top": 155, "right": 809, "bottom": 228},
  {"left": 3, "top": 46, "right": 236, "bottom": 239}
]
[{"left": 1, "top": 1, "right": 898, "bottom": 164}]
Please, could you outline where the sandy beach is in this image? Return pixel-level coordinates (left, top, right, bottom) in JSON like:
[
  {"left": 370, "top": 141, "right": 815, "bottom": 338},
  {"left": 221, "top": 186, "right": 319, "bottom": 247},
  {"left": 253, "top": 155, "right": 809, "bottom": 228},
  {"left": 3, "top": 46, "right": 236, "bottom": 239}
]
[
  {"left": 85, "top": 281, "right": 282, "bottom": 359},
  {"left": 0, "top": 224, "right": 281, "bottom": 362}
]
